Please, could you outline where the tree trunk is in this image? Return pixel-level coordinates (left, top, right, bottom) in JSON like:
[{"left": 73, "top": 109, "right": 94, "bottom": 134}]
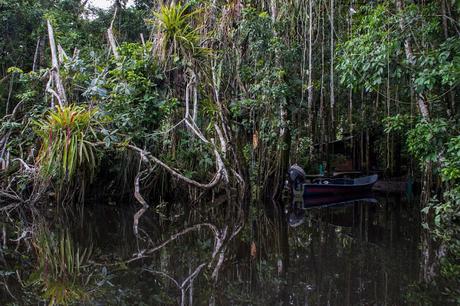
[
  {"left": 307, "top": 0, "right": 314, "bottom": 137},
  {"left": 441, "top": 0, "right": 456, "bottom": 116},
  {"left": 329, "top": 0, "right": 335, "bottom": 136},
  {"left": 319, "top": 2, "right": 326, "bottom": 160},
  {"left": 271, "top": 0, "right": 290, "bottom": 196},
  {"left": 396, "top": 0, "right": 430, "bottom": 121},
  {"left": 107, "top": 8, "right": 120, "bottom": 60}
]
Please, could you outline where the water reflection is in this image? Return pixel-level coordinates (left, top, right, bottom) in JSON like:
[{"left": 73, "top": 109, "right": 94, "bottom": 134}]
[
  {"left": 277, "top": 194, "right": 421, "bottom": 305},
  {"left": 1, "top": 192, "right": 424, "bottom": 305},
  {"left": 288, "top": 194, "right": 378, "bottom": 227},
  {"left": 69, "top": 195, "right": 422, "bottom": 305}
]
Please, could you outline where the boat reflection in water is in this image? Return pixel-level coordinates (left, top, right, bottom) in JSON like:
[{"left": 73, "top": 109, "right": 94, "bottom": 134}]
[
  {"left": 288, "top": 193, "right": 377, "bottom": 227},
  {"left": 283, "top": 193, "right": 421, "bottom": 305}
]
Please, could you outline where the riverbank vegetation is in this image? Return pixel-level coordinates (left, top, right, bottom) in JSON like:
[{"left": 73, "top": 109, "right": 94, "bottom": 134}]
[{"left": 1, "top": 0, "right": 459, "bottom": 304}]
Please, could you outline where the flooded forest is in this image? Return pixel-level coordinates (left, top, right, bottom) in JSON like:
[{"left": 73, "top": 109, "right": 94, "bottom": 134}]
[{"left": 0, "top": 0, "right": 459, "bottom": 305}]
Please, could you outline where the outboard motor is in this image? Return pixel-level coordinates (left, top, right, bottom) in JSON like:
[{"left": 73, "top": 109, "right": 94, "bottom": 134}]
[
  {"left": 288, "top": 164, "right": 306, "bottom": 187},
  {"left": 287, "top": 164, "right": 306, "bottom": 212}
]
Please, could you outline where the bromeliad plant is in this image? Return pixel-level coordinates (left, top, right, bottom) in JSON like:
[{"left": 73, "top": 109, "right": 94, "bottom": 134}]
[
  {"left": 33, "top": 105, "right": 100, "bottom": 181},
  {"left": 150, "top": 2, "right": 208, "bottom": 64},
  {"left": 29, "top": 225, "right": 92, "bottom": 305}
]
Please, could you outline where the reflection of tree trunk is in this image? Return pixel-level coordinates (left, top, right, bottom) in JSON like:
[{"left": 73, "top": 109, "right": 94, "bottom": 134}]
[
  {"left": 313, "top": 242, "right": 322, "bottom": 305},
  {"left": 420, "top": 231, "right": 436, "bottom": 282},
  {"left": 280, "top": 215, "right": 290, "bottom": 275},
  {"left": 359, "top": 203, "right": 363, "bottom": 240},
  {"left": 326, "top": 278, "right": 332, "bottom": 306},
  {"left": 278, "top": 223, "right": 290, "bottom": 304},
  {"left": 346, "top": 258, "right": 351, "bottom": 306},
  {"left": 420, "top": 163, "right": 436, "bottom": 282},
  {"left": 365, "top": 205, "right": 369, "bottom": 242},
  {"left": 395, "top": 195, "right": 401, "bottom": 240},
  {"left": 317, "top": 220, "right": 324, "bottom": 306}
]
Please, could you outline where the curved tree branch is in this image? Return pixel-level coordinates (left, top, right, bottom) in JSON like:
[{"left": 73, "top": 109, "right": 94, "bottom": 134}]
[{"left": 127, "top": 144, "right": 225, "bottom": 189}]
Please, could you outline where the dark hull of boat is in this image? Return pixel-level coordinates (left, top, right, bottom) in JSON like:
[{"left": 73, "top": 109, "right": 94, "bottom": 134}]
[
  {"left": 302, "top": 193, "right": 377, "bottom": 208},
  {"left": 288, "top": 194, "right": 377, "bottom": 226},
  {"left": 300, "top": 174, "right": 378, "bottom": 197},
  {"left": 303, "top": 184, "right": 373, "bottom": 196}
]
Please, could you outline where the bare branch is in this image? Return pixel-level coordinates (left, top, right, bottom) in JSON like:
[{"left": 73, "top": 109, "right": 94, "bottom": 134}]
[
  {"left": 107, "top": 8, "right": 120, "bottom": 60},
  {"left": 144, "top": 269, "right": 180, "bottom": 288},
  {"left": 127, "top": 144, "right": 224, "bottom": 189},
  {"left": 12, "top": 158, "right": 35, "bottom": 173},
  {"left": 57, "top": 44, "right": 68, "bottom": 64},
  {"left": 181, "top": 263, "right": 206, "bottom": 291},
  {"left": 47, "top": 20, "right": 67, "bottom": 106},
  {"left": 33, "top": 38, "right": 40, "bottom": 72}
]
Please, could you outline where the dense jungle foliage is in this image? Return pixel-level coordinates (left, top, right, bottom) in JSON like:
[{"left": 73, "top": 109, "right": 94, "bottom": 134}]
[{"left": 0, "top": 0, "right": 459, "bottom": 304}]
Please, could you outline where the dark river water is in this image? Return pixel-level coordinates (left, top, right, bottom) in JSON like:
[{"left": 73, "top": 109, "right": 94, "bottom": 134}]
[
  {"left": 282, "top": 195, "right": 421, "bottom": 305},
  {"left": 85, "top": 193, "right": 422, "bottom": 305},
  {"left": 2, "top": 192, "right": 433, "bottom": 305}
]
